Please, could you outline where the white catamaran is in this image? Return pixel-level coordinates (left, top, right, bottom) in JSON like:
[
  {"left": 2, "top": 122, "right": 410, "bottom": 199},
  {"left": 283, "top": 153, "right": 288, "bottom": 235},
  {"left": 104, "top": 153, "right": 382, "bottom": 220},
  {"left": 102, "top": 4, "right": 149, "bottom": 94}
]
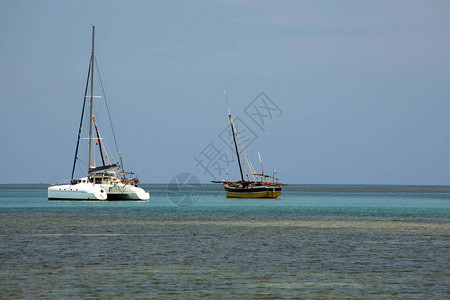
[{"left": 48, "top": 26, "right": 149, "bottom": 201}]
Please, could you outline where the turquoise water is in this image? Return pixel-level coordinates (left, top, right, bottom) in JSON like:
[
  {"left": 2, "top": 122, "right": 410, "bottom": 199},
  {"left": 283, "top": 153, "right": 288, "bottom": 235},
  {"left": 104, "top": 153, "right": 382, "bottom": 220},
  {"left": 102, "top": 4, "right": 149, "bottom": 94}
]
[{"left": 0, "top": 185, "right": 449, "bottom": 298}]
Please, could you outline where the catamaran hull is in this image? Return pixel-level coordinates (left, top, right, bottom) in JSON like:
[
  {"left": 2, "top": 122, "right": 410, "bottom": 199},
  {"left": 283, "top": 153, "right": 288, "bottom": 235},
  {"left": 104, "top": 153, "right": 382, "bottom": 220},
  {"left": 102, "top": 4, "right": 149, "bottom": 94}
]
[
  {"left": 224, "top": 186, "right": 282, "bottom": 198},
  {"left": 48, "top": 183, "right": 107, "bottom": 200},
  {"left": 103, "top": 185, "right": 150, "bottom": 201},
  {"left": 48, "top": 183, "right": 149, "bottom": 201},
  {"left": 106, "top": 193, "right": 149, "bottom": 200}
]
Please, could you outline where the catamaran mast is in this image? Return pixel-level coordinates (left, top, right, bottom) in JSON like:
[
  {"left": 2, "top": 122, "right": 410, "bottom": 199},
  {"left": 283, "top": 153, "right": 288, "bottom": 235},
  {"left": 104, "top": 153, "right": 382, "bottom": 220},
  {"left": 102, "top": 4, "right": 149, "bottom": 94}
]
[
  {"left": 70, "top": 61, "right": 90, "bottom": 181},
  {"left": 224, "top": 90, "right": 245, "bottom": 185},
  {"left": 88, "top": 25, "right": 95, "bottom": 172}
]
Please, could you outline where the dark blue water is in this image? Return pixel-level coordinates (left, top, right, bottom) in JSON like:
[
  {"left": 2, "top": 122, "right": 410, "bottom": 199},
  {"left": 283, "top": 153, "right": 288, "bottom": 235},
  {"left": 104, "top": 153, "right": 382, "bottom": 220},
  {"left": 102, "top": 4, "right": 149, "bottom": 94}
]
[{"left": 0, "top": 185, "right": 449, "bottom": 298}]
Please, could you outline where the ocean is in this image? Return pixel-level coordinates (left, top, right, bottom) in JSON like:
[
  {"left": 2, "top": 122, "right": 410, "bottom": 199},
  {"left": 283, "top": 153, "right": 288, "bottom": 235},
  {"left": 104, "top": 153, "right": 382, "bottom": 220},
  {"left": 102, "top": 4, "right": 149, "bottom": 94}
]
[{"left": 0, "top": 184, "right": 449, "bottom": 298}]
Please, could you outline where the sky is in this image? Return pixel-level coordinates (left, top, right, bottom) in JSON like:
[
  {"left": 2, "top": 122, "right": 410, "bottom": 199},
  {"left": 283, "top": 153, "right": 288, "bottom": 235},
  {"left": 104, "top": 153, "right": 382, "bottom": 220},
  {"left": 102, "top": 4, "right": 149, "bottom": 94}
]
[{"left": 1, "top": 0, "right": 450, "bottom": 185}]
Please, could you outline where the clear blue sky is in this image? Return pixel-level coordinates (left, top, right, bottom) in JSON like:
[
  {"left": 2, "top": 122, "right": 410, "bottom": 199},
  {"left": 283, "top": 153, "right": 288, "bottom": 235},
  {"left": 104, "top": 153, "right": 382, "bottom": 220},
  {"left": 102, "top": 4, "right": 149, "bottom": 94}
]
[{"left": 1, "top": 0, "right": 450, "bottom": 185}]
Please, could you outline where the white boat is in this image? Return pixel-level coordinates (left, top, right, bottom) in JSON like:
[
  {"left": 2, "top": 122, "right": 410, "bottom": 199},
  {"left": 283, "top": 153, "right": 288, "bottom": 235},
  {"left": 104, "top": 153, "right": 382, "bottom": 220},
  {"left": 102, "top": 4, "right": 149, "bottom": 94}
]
[
  {"left": 48, "top": 26, "right": 149, "bottom": 201},
  {"left": 48, "top": 177, "right": 107, "bottom": 200}
]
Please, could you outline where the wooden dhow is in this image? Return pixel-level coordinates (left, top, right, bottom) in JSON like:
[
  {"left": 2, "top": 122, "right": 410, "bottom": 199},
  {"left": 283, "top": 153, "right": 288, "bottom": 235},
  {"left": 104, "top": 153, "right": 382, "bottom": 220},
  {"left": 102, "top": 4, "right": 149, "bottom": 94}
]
[{"left": 212, "top": 90, "right": 285, "bottom": 198}]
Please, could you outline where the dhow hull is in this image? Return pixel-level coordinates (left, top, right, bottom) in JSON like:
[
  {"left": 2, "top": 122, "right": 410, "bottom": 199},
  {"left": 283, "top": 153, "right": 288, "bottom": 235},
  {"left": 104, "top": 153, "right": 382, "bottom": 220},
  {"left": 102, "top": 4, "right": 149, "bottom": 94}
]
[{"left": 224, "top": 186, "right": 282, "bottom": 198}]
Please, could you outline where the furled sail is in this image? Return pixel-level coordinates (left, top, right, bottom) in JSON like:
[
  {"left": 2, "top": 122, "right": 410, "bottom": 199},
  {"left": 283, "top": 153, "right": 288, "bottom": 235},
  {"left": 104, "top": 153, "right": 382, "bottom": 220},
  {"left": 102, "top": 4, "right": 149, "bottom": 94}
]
[{"left": 89, "top": 162, "right": 120, "bottom": 174}]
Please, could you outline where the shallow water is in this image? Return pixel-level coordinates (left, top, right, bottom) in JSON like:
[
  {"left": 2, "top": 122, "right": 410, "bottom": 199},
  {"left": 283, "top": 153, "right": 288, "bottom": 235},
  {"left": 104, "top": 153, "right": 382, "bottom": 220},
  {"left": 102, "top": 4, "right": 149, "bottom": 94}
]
[{"left": 0, "top": 185, "right": 449, "bottom": 298}]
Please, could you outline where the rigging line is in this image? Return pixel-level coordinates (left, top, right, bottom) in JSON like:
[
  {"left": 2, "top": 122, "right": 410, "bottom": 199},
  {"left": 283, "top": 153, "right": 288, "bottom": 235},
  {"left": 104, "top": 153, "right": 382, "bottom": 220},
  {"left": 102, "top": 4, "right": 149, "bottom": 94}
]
[
  {"left": 93, "top": 116, "right": 105, "bottom": 166},
  {"left": 74, "top": 159, "right": 88, "bottom": 178},
  {"left": 92, "top": 115, "right": 112, "bottom": 165},
  {"left": 234, "top": 131, "right": 254, "bottom": 180},
  {"left": 95, "top": 58, "right": 121, "bottom": 164},
  {"left": 77, "top": 158, "right": 88, "bottom": 168},
  {"left": 246, "top": 153, "right": 257, "bottom": 181},
  {"left": 237, "top": 138, "right": 255, "bottom": 180},
  {"left": 94, "top": 49, "right": 108, "bottom": 121},
  {"left": 71, "top": 59, "right": 91, "bottom": 180},
  {"left": 101, "top": 133, "right": 114, "bottom": 166},
  {"left": 248, "top": 153, "right": 257, "bottom": 181},
  {"left": 258, "top": 152, "right": 265, "bottom": 182},
  {"left": 80, "top": 134, "right": 89, "bottom": 172}
]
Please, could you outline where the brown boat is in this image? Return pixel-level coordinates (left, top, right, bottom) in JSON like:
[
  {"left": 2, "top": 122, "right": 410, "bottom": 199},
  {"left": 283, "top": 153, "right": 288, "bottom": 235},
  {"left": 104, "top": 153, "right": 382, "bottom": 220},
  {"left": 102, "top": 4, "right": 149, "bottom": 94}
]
[{"left": 212, "top": 90, "right": 285, "bottom": 198}]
